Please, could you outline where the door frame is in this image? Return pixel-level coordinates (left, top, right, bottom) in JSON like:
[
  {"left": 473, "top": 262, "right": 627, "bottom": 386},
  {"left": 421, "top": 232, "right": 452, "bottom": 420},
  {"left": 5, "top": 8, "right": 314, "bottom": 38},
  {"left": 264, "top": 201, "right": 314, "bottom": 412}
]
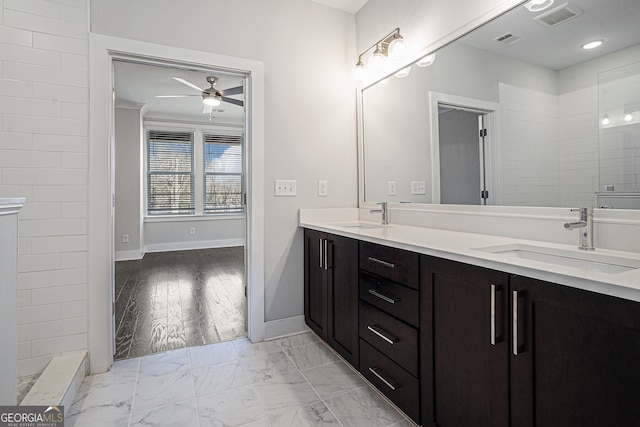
[
  {"left": 428, "top": 91, "right": 501, "bottom": 205},
  {"left": 89, "top": 34, "right": 265, "bottom": 374}
]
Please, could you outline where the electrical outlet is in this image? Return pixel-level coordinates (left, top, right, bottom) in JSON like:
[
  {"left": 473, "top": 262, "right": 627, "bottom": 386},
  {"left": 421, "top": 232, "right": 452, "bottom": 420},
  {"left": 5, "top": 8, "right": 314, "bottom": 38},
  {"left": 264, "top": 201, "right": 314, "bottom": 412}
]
[
  {"left": 388, "top": 181, "right": 397, "bottom": 195},
  {"left": 189, "top": 227, "right": 196, "bottom": 235},
  {"left": 411, "top": 181, "right": 426, "bottom": 195},
  {"left": 318, "top": 180, "right": 328, "bottom": 196},
  {"left": 275, "top": 180, "right": 297, "bottom": 196},
  {"left": 122, "top": 234, "right": 129, "bottom": 243}
]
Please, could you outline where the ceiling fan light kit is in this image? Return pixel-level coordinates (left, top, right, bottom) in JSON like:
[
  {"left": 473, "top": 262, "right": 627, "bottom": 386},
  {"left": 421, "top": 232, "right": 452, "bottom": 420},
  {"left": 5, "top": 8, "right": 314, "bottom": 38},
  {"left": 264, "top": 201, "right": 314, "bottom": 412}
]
[{"left": 157, "top": 75, "right": 244, "bottom": 114}]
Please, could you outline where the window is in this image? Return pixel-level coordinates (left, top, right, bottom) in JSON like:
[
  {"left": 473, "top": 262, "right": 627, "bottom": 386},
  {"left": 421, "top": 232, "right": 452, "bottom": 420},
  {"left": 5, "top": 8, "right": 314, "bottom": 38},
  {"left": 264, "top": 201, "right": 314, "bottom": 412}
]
[
  {"left": 204, "top": 133, "right": 244, "bottom": 214},
  {"left": 146, "top": 130, "right": 195, "bottom": 215}
]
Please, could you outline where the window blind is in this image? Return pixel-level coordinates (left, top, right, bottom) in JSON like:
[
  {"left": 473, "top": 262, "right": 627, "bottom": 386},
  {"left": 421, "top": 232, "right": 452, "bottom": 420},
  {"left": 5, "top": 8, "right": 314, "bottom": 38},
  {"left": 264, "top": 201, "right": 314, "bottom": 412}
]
[
  {"left": 146, "top": 130, "right": 195, "bottom": 215},
  {"left": 203, "top": 133, "right": 244, "bottom": 214}
]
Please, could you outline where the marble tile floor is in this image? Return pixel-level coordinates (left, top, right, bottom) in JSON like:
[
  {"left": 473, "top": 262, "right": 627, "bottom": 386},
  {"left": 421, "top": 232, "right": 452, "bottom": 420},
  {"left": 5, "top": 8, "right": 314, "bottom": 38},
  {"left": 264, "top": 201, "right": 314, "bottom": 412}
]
[
  {"left": 17, "top": 373, "right": 41, "bottom": 404},
  {"left": 67, "top": 332, "right": 416, "bottom": 427}
]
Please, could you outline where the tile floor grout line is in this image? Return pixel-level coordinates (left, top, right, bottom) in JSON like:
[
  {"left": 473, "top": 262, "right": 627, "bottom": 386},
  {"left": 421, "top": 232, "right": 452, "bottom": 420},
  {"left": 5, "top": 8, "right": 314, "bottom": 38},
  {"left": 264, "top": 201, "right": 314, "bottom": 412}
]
[
  {"left": 279, "top": 339, "right": 347, "bottom": 427},
  {"left": 126, "top": 357, "right": 142, "bottom": 427}
]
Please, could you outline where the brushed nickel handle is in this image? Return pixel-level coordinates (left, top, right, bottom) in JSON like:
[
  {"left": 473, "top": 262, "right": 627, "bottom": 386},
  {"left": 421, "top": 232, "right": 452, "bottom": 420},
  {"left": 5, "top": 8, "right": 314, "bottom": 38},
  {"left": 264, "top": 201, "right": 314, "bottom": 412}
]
[
  {"left": 368, "top": 367, "right": 397, "bottom": 391},
  {"left": 368, "top": 257, "right": 396, "bottom": 269},
  {"left": 368, "top": 289, "right": 398, "bottom": 304},
  {"left": 491, "top": 284, "right": 496, "bottom": 346},
  {"left": 513, "top": 290, "right": 519, "bottom": 356},
  {"left": 367, "top": 325, "right": 396, "bottom": 345},
  {"left": 323, "top": 239, "right": 328, "bottom": 270},
  {"left": 319, "top": 239, "right": 323, "bottom": 270}
]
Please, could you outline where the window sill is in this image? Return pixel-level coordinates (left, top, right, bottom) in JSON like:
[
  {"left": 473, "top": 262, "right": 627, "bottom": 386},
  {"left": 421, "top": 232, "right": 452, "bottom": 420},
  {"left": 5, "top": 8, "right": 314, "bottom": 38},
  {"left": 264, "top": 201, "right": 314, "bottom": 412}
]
[{"left": 144, "top": 214, "right": 245, "bottom": 223}]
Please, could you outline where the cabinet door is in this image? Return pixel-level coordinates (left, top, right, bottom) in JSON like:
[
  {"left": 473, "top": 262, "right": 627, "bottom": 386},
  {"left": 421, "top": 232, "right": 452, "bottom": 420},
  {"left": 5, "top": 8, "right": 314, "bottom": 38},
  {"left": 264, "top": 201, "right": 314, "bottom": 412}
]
[
  {"left": 304, "top": 229, "right": 327, "bottom": 340},
  {"left": 327, "top": 234, "right": 359, "bottom": 367},
  {"left": 422, "top": 256, "right": 509, "bottom": 427},
  {"left": 510, "top": 275, "right": 640, "bottom": 427}
]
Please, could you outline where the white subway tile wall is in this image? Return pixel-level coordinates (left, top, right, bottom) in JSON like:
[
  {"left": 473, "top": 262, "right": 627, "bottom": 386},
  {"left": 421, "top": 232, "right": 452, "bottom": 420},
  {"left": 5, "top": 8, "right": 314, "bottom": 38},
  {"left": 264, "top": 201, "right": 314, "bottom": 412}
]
[
  {"left": 499, "top": 83, "right": 560, "bottom": 207},
  {"left": 0, "top": 0, "right": 89, "bottom": 376}
]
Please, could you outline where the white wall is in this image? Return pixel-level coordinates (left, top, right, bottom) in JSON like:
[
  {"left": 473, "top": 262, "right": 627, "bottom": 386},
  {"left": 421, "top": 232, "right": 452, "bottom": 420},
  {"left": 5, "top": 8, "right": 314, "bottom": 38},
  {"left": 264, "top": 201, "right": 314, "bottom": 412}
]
[
  {"left": 0, "top": 0, "right": 89, "bottom": 376},
  {"left": 90, "top": 0, "right": 359, "bottom": 326},
  {"left": 114, "top": 107, "right": 143, "bottom": 259}
]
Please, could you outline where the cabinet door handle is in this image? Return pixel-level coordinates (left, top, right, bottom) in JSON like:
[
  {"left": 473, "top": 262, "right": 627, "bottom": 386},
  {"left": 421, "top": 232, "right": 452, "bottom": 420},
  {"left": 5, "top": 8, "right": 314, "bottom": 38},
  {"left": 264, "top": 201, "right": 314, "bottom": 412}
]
[
  {"left": 323, "top": 239, "right": 328, "bottom": 271},
  {"left": 319, "top": 239, "right": 324, "bottom": 270},
  {"left": 368, "top": 289, "right": 398, "bottom": 304},
  {"left": 513, "top": 290, "right": 520, "bottom": 356},
  {"left": 491, "top": 284, "right": 497, "bottom": 346},
  {"left": 367, "top": 325, "right": 396, "bottom": 345},
  {"left": 368, "top": 367, "right": 398, "bottom": 391},
  {"left": 368, "top": 257, "right": 396, "bottom": 269}
]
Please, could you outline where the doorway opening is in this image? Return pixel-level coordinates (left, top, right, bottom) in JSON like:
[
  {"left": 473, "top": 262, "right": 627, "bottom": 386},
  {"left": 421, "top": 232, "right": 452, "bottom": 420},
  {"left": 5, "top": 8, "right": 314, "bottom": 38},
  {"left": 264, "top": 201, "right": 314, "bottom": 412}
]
[
  {"left": 429, "top": 92, "right": 500, "bottom": 205},
  {"left": 112, "top": 57, "right": 249, "bottom": 360}
]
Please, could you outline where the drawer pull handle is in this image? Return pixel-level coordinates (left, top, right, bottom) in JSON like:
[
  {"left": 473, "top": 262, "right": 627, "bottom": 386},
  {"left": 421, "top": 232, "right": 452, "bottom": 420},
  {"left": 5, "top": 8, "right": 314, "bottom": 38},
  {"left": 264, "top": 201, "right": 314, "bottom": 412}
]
[
  {"left": 491, "top": 284, "right": 496, "bottom": 346},
  {"left": 368, "top": 257, "right": 396, "bottom": 269},
  {"left": 368, "top": 289, "right": 398, "bottom": 304},
  {"left": 368, "top": 367, "right": 398, "bottom": 391},
  {"left": 513, "top": 290, "right": 520, "bottom": 356},
  {"left": 367, "top": 325, "right": 396, "bottom": 345}
]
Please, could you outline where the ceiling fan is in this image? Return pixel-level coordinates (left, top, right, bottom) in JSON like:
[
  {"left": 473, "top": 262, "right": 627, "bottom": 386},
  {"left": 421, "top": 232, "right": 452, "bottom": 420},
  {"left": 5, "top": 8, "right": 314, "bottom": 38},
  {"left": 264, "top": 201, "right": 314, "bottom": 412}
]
[{"left": 156, "top": 76, "right": 244, "bottom": 108}]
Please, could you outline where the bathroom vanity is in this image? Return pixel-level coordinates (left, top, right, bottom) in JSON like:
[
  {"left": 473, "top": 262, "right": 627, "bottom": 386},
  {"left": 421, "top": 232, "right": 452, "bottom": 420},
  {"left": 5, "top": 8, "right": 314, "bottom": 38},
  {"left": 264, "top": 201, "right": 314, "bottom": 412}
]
[{"left": 300, "top": 210, "right": 640, "bottom": 426}]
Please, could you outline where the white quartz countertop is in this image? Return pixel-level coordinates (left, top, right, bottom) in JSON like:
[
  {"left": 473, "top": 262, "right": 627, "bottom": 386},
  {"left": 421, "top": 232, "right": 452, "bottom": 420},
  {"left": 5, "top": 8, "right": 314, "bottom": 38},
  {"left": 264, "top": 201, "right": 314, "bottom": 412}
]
[{"left": 299, "top": 209, "right": 640, "bottom": 303}]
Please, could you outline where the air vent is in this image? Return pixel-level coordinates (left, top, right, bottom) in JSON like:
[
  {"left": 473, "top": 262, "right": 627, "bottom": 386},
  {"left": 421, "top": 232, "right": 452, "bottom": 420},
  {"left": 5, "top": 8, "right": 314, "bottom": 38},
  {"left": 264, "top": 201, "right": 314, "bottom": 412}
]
[
  {"left": 534, "top": 3, "right": 583, "bottom": 27},
  {"left": 493, "top": 32, "right": 522, "bottom": 46}
]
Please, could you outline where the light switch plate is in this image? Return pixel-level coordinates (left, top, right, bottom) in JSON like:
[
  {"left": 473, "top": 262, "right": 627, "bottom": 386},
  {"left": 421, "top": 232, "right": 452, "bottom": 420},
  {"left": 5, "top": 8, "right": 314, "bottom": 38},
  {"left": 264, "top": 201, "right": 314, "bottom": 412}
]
[
  {"left": 275, "top": 180, "right": 297, "bottom": 196},
  {"left": 388, "top": 181, "right": 397, "bottom": 195},
  {"left": 318, "top": 180, "right": 328, "bottom": 196},
  {"left": 411, "top": 181, "right": 426, "bottom": 195}
]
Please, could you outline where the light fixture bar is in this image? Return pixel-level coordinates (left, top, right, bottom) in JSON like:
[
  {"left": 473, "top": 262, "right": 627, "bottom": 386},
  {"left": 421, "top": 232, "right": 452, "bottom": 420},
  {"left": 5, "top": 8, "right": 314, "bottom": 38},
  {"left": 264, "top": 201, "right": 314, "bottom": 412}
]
[{"left": 354, "top": 28, "right": 403, "bottom": 80}]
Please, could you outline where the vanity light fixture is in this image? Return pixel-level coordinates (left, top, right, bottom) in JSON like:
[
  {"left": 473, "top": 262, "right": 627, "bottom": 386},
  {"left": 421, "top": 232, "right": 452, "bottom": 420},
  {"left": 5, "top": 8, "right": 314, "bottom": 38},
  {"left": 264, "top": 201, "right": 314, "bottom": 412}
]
[
  {"left": 524, "top": 0, "right": 554, "bottom": 12},
  {"left": 353, "top": 28, "right": 405, "bottom": 81},
  {"left": 395, "top": 66, "right": 412, "bottom": 78},
  {"left": 624, "top": 113, "right": 633, "bottom": 122},
  {"left": 417, "top": 53, "right": 436, "bottom": 67},
  {"left": 582, "top": 40, "right": 603, "bottom": 50},
  {"left": 601, "top": 114, "right": 610, "bottom": 126}
]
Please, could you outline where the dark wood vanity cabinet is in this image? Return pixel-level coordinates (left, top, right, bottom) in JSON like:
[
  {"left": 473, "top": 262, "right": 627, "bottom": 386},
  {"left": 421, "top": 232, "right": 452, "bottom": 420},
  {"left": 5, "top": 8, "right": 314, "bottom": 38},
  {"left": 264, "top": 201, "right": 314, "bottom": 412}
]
[
  {"left": 303, "top": 229, "right": 359, "bottom": 367},
  {"left": 510, "top": 275, "right": 640, "bottom": 427},
  {"left": 358, "top": 243, "right": 421, "bottom": 424},
  {"left": 421, "top": 256, "right": 640, "bottom": 427},
  {"left": 421, "top": 256, "right": 509, "bottom": 427}
]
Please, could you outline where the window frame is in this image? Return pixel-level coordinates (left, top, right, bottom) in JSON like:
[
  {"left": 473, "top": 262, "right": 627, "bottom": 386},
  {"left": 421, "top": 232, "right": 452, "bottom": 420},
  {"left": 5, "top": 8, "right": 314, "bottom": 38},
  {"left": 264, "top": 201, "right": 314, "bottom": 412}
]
[
  {"left": 145, "top": 129, "right": 196, "bottom": 216},
  {"left": 143, "top": 124, "right": 245, "bottom": 218},
  {"left": 203, "top": 132, "right": 245, "bottom": 215}
]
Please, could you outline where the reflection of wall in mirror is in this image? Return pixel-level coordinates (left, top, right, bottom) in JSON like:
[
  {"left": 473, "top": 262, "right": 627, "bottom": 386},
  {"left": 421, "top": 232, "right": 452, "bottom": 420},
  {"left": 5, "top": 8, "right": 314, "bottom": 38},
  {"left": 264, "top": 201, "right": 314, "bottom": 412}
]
[
  {"left": 362, "top": 40, "right": 640, "bottom": 208},
  {"left": 598, "top": 60, "right": 640, "bottom": 193}
]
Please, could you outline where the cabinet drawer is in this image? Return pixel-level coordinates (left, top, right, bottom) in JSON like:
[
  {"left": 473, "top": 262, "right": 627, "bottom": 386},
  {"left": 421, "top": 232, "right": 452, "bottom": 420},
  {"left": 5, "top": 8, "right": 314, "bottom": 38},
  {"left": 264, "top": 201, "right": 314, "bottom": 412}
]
[
  {"left": 359, "top": 271, "right": 419, "bottom": 327},
  {"left": 359, "top": 301, "right": 418, "bottom": 376},
  {"left": 360, "top": 339, "right": 420, "bottom": 424},
  {"left": 359, "top": 241, "right": 419, "bottom": 289}
]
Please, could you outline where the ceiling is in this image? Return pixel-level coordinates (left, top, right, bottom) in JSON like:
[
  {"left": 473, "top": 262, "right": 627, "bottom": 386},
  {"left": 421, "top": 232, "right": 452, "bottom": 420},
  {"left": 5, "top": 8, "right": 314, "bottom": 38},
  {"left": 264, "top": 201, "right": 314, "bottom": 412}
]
[
  {"left": 461, "top": 0, "right": 640, "bottom": 70},
  {"left": 307, "top": 0, "right": 369, "bottom": 14},
  {"left": 114, "top": 60, "right": 246, "bottom": 126}
]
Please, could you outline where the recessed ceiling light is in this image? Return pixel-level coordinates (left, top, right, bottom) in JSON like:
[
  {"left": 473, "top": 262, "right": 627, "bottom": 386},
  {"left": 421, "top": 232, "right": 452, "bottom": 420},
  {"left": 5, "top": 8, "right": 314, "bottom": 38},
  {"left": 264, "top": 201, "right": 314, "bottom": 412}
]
[
  {"left": 583, "top": 40, "right": 603, "bottom": 50},
  {"left": 524, "top": 0, "right": 554, "bottom": 12}
]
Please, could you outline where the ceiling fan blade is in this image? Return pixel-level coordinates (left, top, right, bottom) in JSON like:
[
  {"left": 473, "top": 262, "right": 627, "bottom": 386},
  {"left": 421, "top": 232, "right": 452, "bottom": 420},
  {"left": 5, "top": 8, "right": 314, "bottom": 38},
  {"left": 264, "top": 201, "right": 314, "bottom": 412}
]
[
  {"left": 172, "top": 77, "right": 204, "bottom": 92},
  {"left": 222, "top": 97, "right": 244, "bottom": 107},
  {"left": 155, "top": 94, "right": 200, "bottom": 98},
  {"left": 218, "top": 85, "right": 243, "bottom": 96}
]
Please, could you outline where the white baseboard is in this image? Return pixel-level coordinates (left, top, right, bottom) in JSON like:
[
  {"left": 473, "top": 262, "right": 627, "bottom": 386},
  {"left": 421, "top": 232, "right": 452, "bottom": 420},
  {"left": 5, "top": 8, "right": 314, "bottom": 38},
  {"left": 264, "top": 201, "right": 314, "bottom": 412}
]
[
  {"left": 115, "top": 249, "right": 144, "bottom": 261},
  {"left": 264, "top": 315, "right": 309, "bottom": 340},
  {"left": 145, "top": 238, "right": 245, "bottom": 253}
]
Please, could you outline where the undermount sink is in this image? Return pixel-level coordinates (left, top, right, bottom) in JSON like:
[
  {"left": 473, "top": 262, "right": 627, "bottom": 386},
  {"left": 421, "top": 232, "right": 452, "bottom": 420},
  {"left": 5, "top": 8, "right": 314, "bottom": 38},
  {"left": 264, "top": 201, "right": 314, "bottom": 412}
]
[
  {"left": 474, "top": 243, "right": 640, "bottom": 274},
  {"left": 336, "top": 222, "right": 389, "bottom": 230}
]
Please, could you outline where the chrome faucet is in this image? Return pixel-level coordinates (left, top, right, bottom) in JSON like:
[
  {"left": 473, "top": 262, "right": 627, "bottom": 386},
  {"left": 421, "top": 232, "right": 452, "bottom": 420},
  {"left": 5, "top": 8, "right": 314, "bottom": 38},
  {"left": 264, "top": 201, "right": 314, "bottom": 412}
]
[
  {"left": 564, "top": 207, "right": 594, "bottom": 250},
  {"left": 370, "top": 202, "right": 388, "bottom": 225}
]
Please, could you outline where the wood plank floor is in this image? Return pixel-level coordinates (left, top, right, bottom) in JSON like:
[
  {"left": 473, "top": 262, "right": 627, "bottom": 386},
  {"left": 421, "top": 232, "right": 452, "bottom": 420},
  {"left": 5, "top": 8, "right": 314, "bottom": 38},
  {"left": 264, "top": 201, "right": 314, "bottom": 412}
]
[{"left": 114, "top": 247, "right": 246, "bottom": 360}]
